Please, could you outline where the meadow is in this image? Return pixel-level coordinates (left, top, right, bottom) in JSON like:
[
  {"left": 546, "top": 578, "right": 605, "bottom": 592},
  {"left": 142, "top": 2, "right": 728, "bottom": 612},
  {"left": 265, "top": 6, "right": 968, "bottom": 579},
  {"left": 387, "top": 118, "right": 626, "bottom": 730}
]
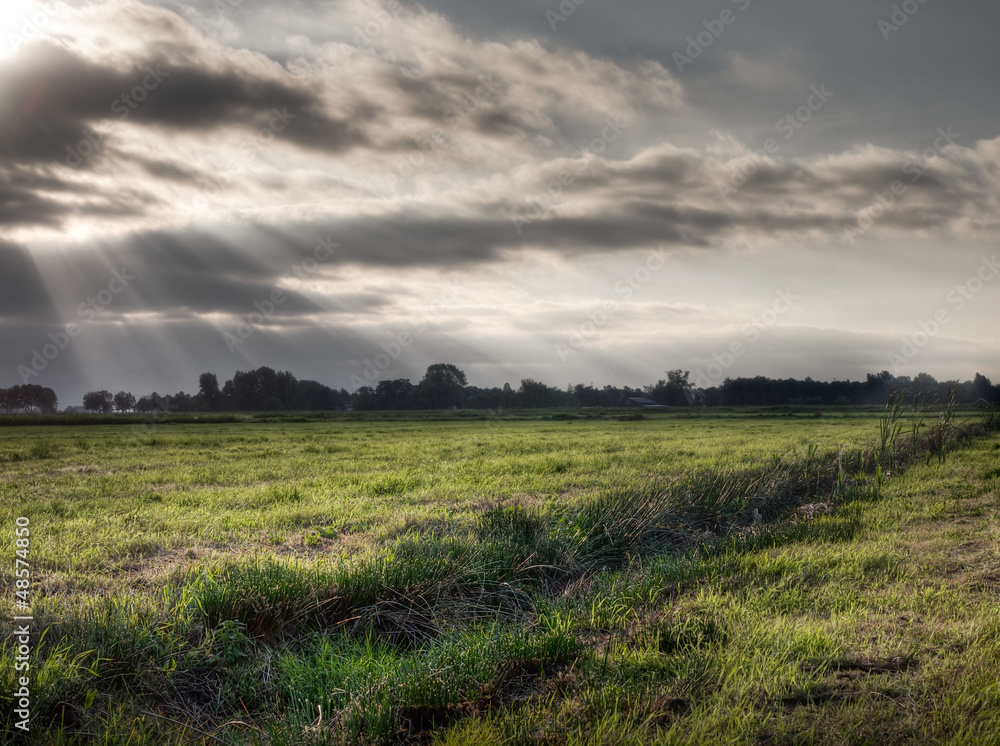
[{"left": 1, "top": 407, "right": 998, "bottom": 743}]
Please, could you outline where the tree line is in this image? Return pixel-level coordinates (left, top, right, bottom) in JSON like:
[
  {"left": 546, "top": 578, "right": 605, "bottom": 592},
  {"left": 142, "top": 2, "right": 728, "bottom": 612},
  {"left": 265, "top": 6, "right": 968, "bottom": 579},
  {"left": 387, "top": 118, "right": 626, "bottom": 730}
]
[
  {"left": 700, "top": 371, "right": 997, "bottom": 407},
  {"left": 0, "top": 384, "right": 59, "bottom": 413},
  {"left": 61, "top": 366, "right": 1000, "bottom": 414}
]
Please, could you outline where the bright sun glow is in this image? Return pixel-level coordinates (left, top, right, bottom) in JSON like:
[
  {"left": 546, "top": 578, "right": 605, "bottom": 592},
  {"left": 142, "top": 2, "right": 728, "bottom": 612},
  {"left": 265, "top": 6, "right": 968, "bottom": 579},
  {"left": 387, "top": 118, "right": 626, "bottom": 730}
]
[{"left": 0, "top": 1, "right": 50, "bottom": 56}]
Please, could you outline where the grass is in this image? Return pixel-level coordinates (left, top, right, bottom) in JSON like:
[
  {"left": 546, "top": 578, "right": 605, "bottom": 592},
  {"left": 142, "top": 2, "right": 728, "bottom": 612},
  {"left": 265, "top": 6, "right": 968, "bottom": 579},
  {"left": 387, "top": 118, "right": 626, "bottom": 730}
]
[
  {"left": 0, "top": 413, "right": 895, "bottom": 575},
  {"left": 1, "top": 407, "right": 998, "bottom": 743}
]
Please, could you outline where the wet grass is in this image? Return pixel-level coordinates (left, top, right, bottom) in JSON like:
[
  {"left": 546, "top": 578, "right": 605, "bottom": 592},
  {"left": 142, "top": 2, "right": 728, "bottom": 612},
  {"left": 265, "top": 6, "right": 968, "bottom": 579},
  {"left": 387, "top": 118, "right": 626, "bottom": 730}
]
[
  {"left": 1, "top": 410, "right": 998, "bottom": 743},
  {"left": 0, "top": 414, "right": 887, "bottom": 575}
]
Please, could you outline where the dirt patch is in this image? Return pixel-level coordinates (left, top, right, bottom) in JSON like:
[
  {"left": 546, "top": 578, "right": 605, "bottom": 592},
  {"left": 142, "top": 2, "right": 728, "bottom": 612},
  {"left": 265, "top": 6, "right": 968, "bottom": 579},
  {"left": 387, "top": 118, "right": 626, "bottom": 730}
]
[
  {"left": 953, "top": 567, "right": 1000, "bottom": 591},
  {"left": 463, "top": 493, "right": 555, "bottom": 512},
  {"left": 784, "top": 657, "right": 914, "bottom": 709},
  {"left": 902, "top": 516, "right": 1000, "bottom": 593},
  {"left": 55, "top": 465, "right": 101, "bottom": 475},
  {"left": 827, "top": 656, "right": 914, "bottom": 674},
  {"left": 120, "top": 545, "right": 225, "bottom": 585}
]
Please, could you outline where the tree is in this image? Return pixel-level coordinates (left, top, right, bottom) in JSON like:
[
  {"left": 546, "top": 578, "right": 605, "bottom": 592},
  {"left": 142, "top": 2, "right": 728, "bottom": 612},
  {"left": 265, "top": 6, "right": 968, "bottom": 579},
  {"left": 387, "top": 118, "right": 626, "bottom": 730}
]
[
  {"left": 972, "top": 373, "right": 994, "bottom": 402},
  {"left": 911, "top": 372, "right": 938, "bottom": 394},
  {"left": 647, "top": 370, "right": 693, "bottom": 406},
  {"left": 417, "top": 363, "right": 467, "bottom": 408},
  {"left": 261, "top": 396, "right": 286, "bottom": 411},
  {"left": 866, "top": 370, "right": 893, "bottom": 387},
  {"left": 4, "top": 386, "right": 26, "bottom": 412},
  {"left": 464, "top": 385, "right": 505, "bottom": 409},
  {"left": 83, "top": 390, "right": 114, "bottom": 413},
  {"left": 375, "top": 378, "right": 415, "bottom": 410},
  {"left": 34, "top": 385, "right": 58, "bottom": 413},
  {"left": 222, "top": 367, "right": 297, "bottom": 411},
  {"left": 172, "top": 391, "right": 196, "bottom": 411},
  {"left": 667, "top": 369, "right": 691, "bottom": 390},
  {"left": 198, "top": 372, "right": 222, "bottom": 411},
  {"left": 291, "top": 380, "right": 343, "bottom": 411},
  {"left": 1, "top": 385, "right": 58, "bottom": 414},
  {"left": 113, "top": 391, "right": 136, "bottom": 413},
  {"left": 865, "top": 371, "right": 894, "bottom": 404},
  {"left": 519, "top": 378, "right": 565, "bottom": 408},
  {"left": 353, "top": 386, "right": 377, "bottom": 410}
]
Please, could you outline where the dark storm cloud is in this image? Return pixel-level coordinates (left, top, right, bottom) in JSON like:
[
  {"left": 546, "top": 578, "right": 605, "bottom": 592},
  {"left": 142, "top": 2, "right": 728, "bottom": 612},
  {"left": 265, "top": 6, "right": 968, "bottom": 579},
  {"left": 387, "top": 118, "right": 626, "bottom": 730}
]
[
  {"left": 0, "top": 228, "right": 405, "bottom": 330},
  {"left": 411, "top": 0, "right": 1000, "bottom": 151},
  {"left": 0, "top": 158, "right": 164, "bottom": 228},
  {"left": 274, "top": 209, "right": 695, "bottom": 268},
  {"left": 0, "top": 173, "right": 68, "bottom": 226},
  {"left": 139, "top": 158, "right": 201, "bottom": 181},
  {"left": 385, "top": 67, "right": 522, "bottom": 134},
  {"left": 12, "top": 129, "right": 993, "bottom": 312},
  {"left": 504, "top": 137, "right": 1000, "bottom": 239},
  {"left": 1, "top": 149, "right": 163, "bottom": 225},
  {"left": 88, "top": 229, "right": 333, "bottom": 317},
  {"left": 0, "top": 40, "right": 369, "bottom": 164},
  {"left": 0, "top": 205, "right": 691, "bottom": 332}
]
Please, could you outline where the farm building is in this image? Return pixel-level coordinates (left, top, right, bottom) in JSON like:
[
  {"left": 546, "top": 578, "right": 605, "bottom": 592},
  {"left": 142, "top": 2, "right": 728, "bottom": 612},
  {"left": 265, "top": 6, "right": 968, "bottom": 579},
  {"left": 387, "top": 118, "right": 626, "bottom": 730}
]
[{"left": 623, "top": 397, "right": 664, "bottom": 408}]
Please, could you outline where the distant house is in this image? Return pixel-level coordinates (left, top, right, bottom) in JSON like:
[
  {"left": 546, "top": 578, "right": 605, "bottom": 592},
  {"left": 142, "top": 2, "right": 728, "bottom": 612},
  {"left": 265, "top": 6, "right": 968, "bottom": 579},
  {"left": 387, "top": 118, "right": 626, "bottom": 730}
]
[{"left": 623, "top": 397, "right": 664, "bottom": 408}]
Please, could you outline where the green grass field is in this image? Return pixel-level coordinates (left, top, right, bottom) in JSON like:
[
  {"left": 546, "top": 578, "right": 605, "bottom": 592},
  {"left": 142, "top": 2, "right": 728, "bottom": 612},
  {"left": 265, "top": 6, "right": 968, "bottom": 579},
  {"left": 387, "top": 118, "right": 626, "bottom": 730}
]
[{"left": 1, "top": 409, "right": 999, "bottom": 743}]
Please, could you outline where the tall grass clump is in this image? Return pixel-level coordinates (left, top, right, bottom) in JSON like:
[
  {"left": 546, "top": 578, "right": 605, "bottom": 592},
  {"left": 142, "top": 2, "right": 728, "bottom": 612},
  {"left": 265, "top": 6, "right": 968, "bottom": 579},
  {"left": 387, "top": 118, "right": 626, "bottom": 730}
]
[
  {"left": 185, "top": 536, "right": 558, "bottom": 646},
  {"left": 273, "top": 624, "right": 580, "bottom": 743},
  {"left": 873, "top": 384, "right": 990, "bottom": 473},
  {"left": 876, "top": 390, "right": 907, "bottom": 469}
]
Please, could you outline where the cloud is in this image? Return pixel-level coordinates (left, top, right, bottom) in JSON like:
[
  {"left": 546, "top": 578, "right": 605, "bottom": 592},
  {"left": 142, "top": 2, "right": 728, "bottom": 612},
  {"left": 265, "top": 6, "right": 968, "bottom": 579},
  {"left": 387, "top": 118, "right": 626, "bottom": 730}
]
[
  {"left": 492, "top": 134, "right": 1000, "bottom": 247},
  {"left": 2, "top": 0, "right": 999, "bottom": 400},
  {"left": 9, "top": 132, "right": 1000, "bottom": 287},
  {"left": 0, "top": 38, "right": 369, "bottom": 165},
  {"left": 0, "top": 168, "right": 73, "bottom": 226},
  {"left": 0, "top": 0, "right": 685, "bottom": 240}
]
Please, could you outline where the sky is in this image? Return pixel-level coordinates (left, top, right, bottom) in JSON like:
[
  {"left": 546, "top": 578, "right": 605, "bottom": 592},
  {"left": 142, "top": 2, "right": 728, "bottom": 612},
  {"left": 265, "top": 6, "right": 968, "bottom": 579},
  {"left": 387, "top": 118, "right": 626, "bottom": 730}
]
[{"left": 1, "top": 0, "right": 998, "bottom": 406}]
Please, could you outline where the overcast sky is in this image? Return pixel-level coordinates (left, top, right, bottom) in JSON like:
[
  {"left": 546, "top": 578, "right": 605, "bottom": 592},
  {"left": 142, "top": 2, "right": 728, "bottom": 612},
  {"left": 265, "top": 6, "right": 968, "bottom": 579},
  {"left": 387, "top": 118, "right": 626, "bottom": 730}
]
[{"left": 1, "top": 0, "right": 998, "bottom": 405}]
